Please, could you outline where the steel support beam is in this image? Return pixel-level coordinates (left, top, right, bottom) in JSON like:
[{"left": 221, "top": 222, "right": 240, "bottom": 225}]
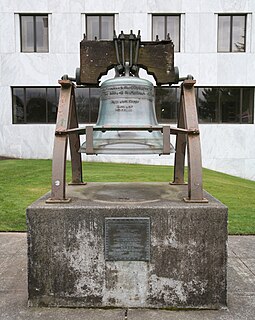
[
  {"left": 182, "top": 80, "right": 207, "bottom": 202},
  {"left": 47, "top": 80, "right": 81, "bottom": 202}
]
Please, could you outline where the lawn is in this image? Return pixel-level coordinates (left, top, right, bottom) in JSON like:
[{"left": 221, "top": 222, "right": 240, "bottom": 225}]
[{"left": 0, "top": 159, "right": 254, "bottom": 234}]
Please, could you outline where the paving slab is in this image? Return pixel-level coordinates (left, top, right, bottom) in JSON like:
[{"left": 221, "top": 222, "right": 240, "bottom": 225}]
[{"left": 0, "top": 233, "right": 255, "bottom": 320}]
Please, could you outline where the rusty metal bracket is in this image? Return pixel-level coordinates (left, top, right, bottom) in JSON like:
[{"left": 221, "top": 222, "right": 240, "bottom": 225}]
[
  {"left": 170, "top": 127, "right": 200, "bottom": 135},
  {"left": 172, "top": 79, "right": 208, "bottom": 202},
  {"left": 85, "top": 126, "right": 94, "bottom": 155},
  {"left": 183, "top": 197, "right": 208, "bottom": 203},
  {"left": 163, "top": 126, "right": 171, "bottom": 154},
  {"left": 47, "top": 80, "right": 84, "bottom": 203}
]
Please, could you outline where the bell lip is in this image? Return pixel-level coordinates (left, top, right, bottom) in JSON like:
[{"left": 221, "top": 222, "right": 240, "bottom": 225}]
[{"left": 79, "top": 141, "right": 175, "bottom": 155}]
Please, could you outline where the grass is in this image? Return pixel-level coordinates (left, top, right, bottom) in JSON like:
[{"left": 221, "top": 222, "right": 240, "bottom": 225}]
[{"left": 0, "top": 159, "right": 254, "bottom": 234}]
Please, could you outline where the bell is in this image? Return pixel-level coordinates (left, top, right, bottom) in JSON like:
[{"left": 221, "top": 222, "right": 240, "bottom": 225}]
[{"left": 79, "top": 73, "right": 175, "bottom": 154}]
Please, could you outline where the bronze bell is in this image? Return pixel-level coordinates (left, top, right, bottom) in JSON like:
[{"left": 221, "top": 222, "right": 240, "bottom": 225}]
[{"left": 79, "top": 68, "right": 175, "bottom": 154}]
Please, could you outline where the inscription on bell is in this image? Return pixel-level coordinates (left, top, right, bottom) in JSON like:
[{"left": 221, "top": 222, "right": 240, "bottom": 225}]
[
  {"left": 105, "top": 217, "right": 150, "bottom": 261},
  {"left": 112, "top": 99, "right": 139, "bottom": 112},
  {"left": 101, "top": 84, "right": 154, "bottom": 100}
]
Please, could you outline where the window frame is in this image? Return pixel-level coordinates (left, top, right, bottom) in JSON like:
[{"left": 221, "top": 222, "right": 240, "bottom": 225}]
[
  {"left": 152, "top": 14, "right": 181, "bottom": 52},
  {"left": 217, "top": 14, "right": 247, "bottom": 53},
  {"left": 85, "top": 14, "right": 115, "bottom": 40},
  {"left": 20, "top": 14, "right": 49, "bottom": 53}
]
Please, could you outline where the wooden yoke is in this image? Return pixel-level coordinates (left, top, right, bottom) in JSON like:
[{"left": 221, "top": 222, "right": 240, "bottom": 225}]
[
  {"left": 46, "top": 80, "right": 84, "bottom": 203},
  {"left": 172, "top": 80, "right": 208, "bottom": 202}
]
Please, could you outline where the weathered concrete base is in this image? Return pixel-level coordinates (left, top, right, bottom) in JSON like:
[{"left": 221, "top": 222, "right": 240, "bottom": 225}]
[{"left": 27, "top": 183, "right": 227, "bottom": 309}]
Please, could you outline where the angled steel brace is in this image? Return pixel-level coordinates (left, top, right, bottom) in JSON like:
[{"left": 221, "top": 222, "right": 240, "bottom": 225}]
[
  {"left": 172, "top": 79, "right": 208, "bottom": 202},
  {"left": 46, "top": 80, "right": 84, "bottom": 203}
]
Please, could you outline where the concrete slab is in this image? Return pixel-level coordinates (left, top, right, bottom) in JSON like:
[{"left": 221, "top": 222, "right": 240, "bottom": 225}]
[
  {"left": 228, "top": 257, "right": 255, "bottom": 294},
  {"left": 0, "top": 233, "right": 255, "bottom": 320},
  {"left": 228, "top": 236, "right": 255, "bottom": 258}
]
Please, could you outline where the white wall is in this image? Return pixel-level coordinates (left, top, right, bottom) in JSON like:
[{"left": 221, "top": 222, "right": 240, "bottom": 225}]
[{"left": 0, "top": 0, "right": 255, "bottom": 181}]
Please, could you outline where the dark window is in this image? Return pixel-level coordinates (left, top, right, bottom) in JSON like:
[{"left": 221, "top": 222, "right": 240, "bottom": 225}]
[
  {"left": 242, "top": 88, "right": 254, "bottom": 123},
  {"left": 20, "top": 15, "right": 49, "bottom": 52},
  {"left": 12, "top": 87, "right": 100, "bottom": 124},
  {"left": 218, "top": 15, "right": 246, "bottom": 52},
  {"left": 12, "top": 88, "right": 25, "bottom": 124},
  {"left": 220, "top": 88, "right": 240, "bottom": 123},
  {"left": 47, "top": 87, "right": 60, "bottom": 123},
  {"left": 152, "top": 15, "right": 180, "bottom": 52},
  {"left": 197, "top": 87, "right": 254, "bottom": 123},
  {"left": 155, "top": 87, "right": 179, "bottom": 123},
  {"left": 76, "top": 87, "right": 100, "bottom": 123},
  {"left": 12, "top": 87, "right": 59, "bottom": 124},
  {"left": 86, "top": 15, "right": 114, "bottom": 40},
  {"left": 197, "top": 88, "right": 219, "bottom": 123},
  {"left": 26, "top": 88, "right": 47, "bottom": 123}
]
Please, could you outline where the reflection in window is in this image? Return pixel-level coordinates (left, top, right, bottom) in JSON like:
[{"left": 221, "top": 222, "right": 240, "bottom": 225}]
[
  {"left": 197, "top": 88, "right": 218, "bottom": 123},
  {"left": 152, "top": 15, "right": 180, "bottom": 52},
  {"left": 26, "top": 88, "right": 46, "bottom": 123},
  {"left": 90, "top": 88, "right": 101, "bottom": 122},
  {"left": 220, "top": 88, "right": 240, "bottom": 123},
  {"left": 86, "top": 15, "right": 114, "bottom": 40},
  {"left": 12, "top": 87, "right": 55, "bottom": 124},
  {"left": 242, "top": 88, "right": 254, "bottom": 123},
  {"left": 76, "top": 88, "right": 90, "bottom": 123},
  {"left": 12, "top": 87, "right": 101, "bottom": 124},
  {"left": 75, "top": 87, "right": 100, "bottom": 123},
  {"left": 155, "top": 87, "right": 179, "bottom": 123},
  {"left": 13, "top": 88, "right": 25, "bottom": 124},
  {"left": 218, "top": 15, "right": 246, "bottom": 52},
  {"left": 197, "top": 87, "right": 253, "bottom": 123},
  {"left": 20, "top": 15, "right": 49, "bottom": 52},
  {"left": 47, "top": 88, "right": 59, "bottom": 123}
]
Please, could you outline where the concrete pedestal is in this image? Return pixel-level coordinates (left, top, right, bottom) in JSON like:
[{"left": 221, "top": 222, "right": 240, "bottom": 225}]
[{"left": 27, "top": 183, "right": 228, "bottom": 309}]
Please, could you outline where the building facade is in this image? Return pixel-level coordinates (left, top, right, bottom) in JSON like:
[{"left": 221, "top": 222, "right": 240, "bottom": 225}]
[{"left": 0, "top": 0, "right": 255, "bottom": 180}]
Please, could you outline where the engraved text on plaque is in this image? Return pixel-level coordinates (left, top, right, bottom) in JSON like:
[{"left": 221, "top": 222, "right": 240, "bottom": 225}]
[{"left": 105, "top": 217, "right": 150, "bottom": 261}]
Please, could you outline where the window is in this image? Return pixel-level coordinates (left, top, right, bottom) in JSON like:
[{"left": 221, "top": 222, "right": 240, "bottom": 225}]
[
  {"left": 152, "top": 15, "right": 180, "bottom": 52},
  {"left": 76, "top": 88, "right": 100, "bottom": 123},
  {"left": 12, "top": 87, "right": 59, "bottom": 124},
  {"left": 20, "top": 15, "right": 49, "bottom": 52},
  {"left": 197, "top": 87, "right": 254, "bottom": 123},
  {"left": 12, "top": 87, "right": 253, "bottom": 125},
  {"left": 218, "top": 15, "right": 246, "bottom": 52},
  {"left": 86, "top": 15, "right": 114, "bottom": 40},
  {"left": 12, "top": 87, "right": 100, "bottom": 124},
  {"left": 155, "top": 87, "right": 254, "bottom": 124},
  {"left": 155, "top": 87, "right": 179, "bottom": 123}
]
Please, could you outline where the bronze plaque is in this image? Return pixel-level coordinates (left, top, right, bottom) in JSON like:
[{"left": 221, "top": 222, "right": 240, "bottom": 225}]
[{"left": 105, "top": 217, "right": 150, "bottom": 261}]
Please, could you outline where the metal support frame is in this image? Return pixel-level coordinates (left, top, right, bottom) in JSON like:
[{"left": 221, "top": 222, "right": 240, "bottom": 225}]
[
  {"left": 48, "top": 79, "right": 207, "bottom": 203},
  {"left": 172, "top": 80, "right": 208, "bottom": 202},
  {"left": 46, "top": 80, "right": 84, "bottom": 203}
]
